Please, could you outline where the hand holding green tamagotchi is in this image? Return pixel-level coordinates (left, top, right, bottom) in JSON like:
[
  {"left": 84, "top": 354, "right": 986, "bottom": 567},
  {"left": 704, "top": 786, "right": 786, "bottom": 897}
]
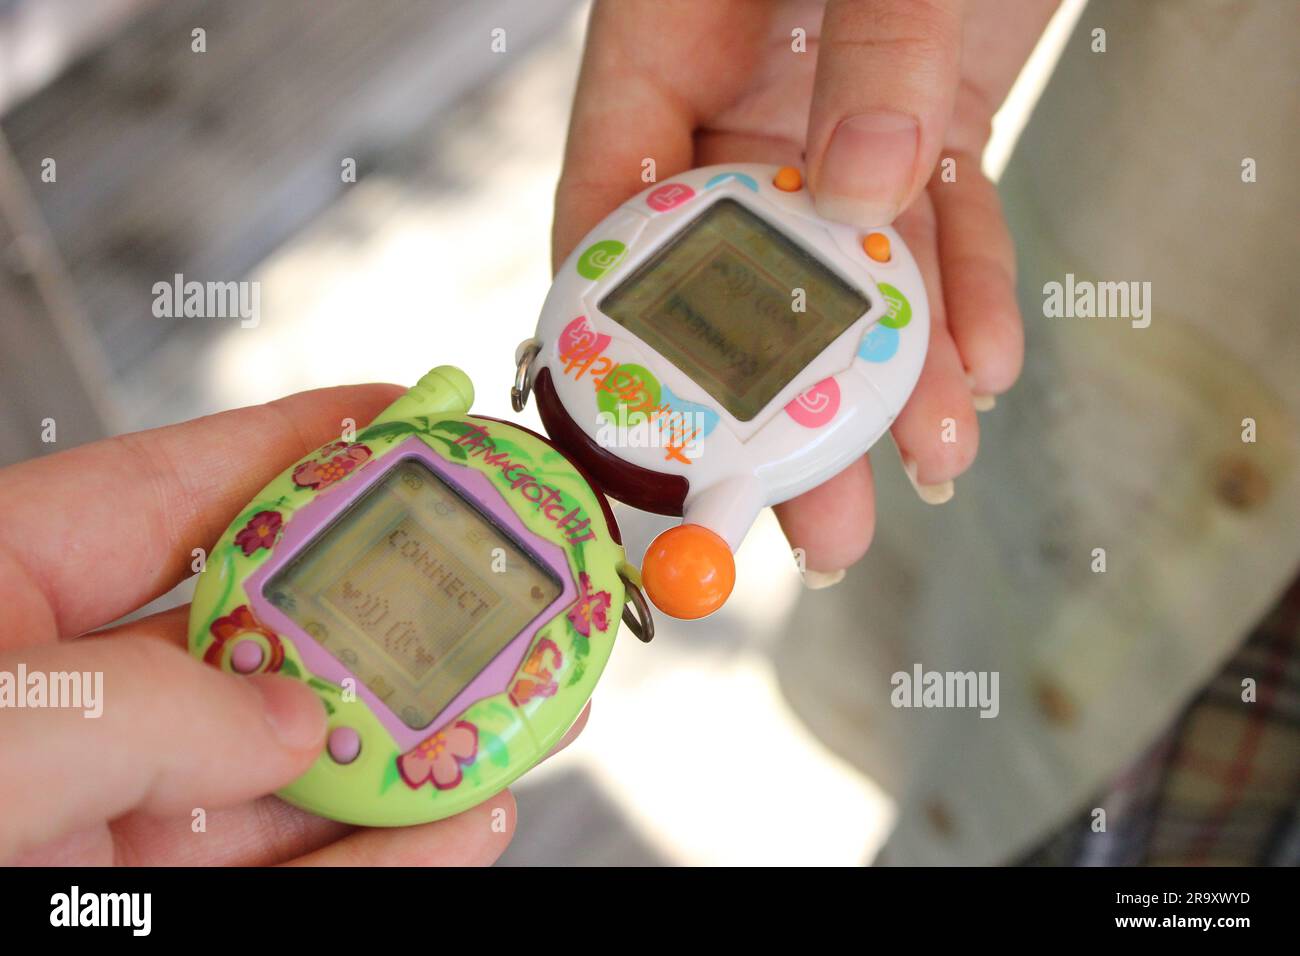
[{"left": 188, "top": 366, "right": 648, "bottom": 827}]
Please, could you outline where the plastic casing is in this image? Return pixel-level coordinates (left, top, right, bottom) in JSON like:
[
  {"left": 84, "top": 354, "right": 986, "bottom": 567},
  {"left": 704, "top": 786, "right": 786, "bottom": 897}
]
[
  {"left": 188, "top": 367, "right": 627, "bottom": 826},
  {"left": 529, "top": 163, "right": 929, "bottom": 550}
]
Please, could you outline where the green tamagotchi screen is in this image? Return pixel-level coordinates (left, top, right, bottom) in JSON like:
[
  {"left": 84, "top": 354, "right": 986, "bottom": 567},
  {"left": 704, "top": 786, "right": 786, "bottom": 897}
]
[
  {"left": 265, "top": 459, "right": 561, "bottom": 730},
  {"left": 599, "top": 198, "right": 869, "bottom": 421}
]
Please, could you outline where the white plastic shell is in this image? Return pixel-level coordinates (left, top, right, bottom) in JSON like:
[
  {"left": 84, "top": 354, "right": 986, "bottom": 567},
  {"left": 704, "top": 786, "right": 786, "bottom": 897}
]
[{"left": 531, "top": 163, "right": 929, "bottom": 550}]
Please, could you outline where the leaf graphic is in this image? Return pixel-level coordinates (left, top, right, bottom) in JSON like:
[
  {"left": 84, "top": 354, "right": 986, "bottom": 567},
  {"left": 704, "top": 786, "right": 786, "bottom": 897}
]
[
  {"left": 567, "top": 617, "right": 591, "bottom": 665},
  {"left": 430, "top": 419, "right": 475, "bottom": 438},
  {"left": 430, "top": 435, "right": 468, "bottom": 460},
  {"left": 358, "top": 420, "right": 420, "bottom": 443},
  {"left": 379, "top": 755, "right": 401, "bottom": 795},
  {"left": 306, "top": 677, "right": 340, "bottom": 695}
]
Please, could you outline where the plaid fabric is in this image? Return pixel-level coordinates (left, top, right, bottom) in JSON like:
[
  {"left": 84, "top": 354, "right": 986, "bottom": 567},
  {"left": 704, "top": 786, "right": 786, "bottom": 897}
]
[{"left": 1020, "top": 573, "right": 1300, "bottom": 866}]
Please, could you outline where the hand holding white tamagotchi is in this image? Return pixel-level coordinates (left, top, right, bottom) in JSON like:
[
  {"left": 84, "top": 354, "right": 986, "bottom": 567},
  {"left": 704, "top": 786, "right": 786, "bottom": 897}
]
[{"left": 516, "top": 164, "right": 929, "bottom": 619}]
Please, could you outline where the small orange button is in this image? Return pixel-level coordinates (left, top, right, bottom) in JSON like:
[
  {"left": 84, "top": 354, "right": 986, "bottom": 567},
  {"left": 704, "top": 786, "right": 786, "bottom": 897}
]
[
  {"left": 864, "top": 232, "right": 891, "bottom": 262},
  {"left": 772, "top": 166, "right": 803, "bottom": 191},
  {"left": 641, "top": 524, "right": 736, "bottom": 620}
]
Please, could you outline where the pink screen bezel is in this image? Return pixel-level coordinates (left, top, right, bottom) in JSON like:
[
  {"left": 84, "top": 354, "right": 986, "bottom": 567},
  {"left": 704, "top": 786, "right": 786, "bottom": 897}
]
[{"left": 247, "top": 436, "right": 577, "bottom": 750}]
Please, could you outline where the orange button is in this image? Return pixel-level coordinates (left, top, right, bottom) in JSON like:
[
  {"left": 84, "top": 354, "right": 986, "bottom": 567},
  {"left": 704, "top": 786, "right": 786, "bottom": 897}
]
[
  {"left": 772, "top": 166, "right": 803, "bottom": 192},
  {"left": 641, "top": 524, "right": 735, "bottom": 620},
  {"left": 863, "top": 232, "right": 891, "bottom": 262}
]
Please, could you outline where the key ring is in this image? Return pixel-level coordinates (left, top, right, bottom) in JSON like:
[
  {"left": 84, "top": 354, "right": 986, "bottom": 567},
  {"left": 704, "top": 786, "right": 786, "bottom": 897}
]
[
  {"left": 618, "top": 568, "right": 655, "bottom": 643},
  {"left": 511, "top": 340, "right": 540, "bottom": 413}
]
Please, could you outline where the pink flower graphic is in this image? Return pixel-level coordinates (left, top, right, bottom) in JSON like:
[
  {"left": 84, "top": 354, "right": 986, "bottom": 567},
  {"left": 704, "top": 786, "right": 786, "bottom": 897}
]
[
  {"left": 567, "top": 572, "right": 611, "bottom": 637},
  {"left": 398, "top": 720, "right": 478, "bottom": 791},
  {"left": 204, "top": 604, "right": 284, "bottom": 674},
  {"left": 233, "top": 510, "right": 283, "bottom": 556},
  {"left": 292, "top": 441, "right": 372, "bottom": 490}
]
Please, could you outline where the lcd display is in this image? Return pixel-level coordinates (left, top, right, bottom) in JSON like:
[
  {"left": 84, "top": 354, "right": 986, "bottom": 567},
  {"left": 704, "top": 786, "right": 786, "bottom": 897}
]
[
  {"left": 264, "top": 459, "right": 562, "bottom": 730},
  {"left": 598, "top": 198, "right": 869, "bottom": 421}
]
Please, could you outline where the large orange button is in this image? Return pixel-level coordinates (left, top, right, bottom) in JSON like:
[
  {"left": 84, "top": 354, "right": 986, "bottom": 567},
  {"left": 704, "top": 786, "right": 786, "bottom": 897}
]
[
  {"left": 772, "top": 166, "right": 803, "bottom": 191},
  {"left": 863, "top": 232, "right": 891, "bottom": 262},
  {"left": 641, "top": 524, "right": 736, "bottom": 620}
]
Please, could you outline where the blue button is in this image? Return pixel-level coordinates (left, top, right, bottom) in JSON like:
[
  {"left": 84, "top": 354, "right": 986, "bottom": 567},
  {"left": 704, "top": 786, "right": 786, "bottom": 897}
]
[
  {"left": 857, "top": 325, "right": 900, "bottom": 363},
  {"left": 705, "top": 172, "right": 759, "bottom": 192}
]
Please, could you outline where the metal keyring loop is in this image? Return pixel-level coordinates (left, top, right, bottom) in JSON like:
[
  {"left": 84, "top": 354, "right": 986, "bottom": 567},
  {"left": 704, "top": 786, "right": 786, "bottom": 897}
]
[
  {"left": 618, "top": 569, "right": 654, "bottom": 643},
  {"left": 511, "top": 341, "right": 541, "bottom": 413}
]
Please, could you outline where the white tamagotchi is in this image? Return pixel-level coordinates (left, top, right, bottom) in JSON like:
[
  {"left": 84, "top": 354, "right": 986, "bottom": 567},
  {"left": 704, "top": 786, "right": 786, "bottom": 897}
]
[{"left": 517, "top": 163, "right": 929, "bottom": 619}]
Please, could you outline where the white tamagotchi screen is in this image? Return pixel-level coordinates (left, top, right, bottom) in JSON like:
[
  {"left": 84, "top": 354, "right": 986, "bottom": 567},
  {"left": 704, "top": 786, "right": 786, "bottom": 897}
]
[
  {"left": 264, "top": 459, "right": 561, "bottom": 730},
  {"left": 598, "top": 198, "right": 869, "bottom": 421}
]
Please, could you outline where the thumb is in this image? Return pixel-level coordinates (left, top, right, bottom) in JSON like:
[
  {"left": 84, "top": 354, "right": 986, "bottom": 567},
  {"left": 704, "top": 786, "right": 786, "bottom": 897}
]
[{"left": 806, "top": 0, "right": 964, "bottom": 227}]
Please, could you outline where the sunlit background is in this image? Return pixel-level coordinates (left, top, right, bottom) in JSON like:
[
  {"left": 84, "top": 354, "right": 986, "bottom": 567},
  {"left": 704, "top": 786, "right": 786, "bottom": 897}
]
[{"left": 0, "top": 0, "right": 1085, "bottom": 864}]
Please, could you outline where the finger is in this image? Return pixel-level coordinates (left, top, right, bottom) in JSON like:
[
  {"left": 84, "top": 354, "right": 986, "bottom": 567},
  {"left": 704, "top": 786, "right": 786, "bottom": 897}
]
[
  {"left": 928, "top": 160, "right": 1023, "bottom": 399},
  {"left": 79, "top": 603, "right": 190, "bottom": 649},
  {"left": 694, "top": 129, "right": 803, "bottom": 167},
  {"left": 112, "top": 703, "right": 587, "bottom": 865},
  {"left": 13, "top": 795, "right": 351, "bottom": 867},
  {"left": 283, "top": 790, "right": 516, "bottom": 867},
  {"left": 775, "top": 455, "right": 876, "bottom": 578},
  {"left": 82, "top": 608, "right": 347, "bottom": 864},
  {"left": 548, "top": 702, "right": 591, "bottom": 759},
  {"left": 0, "top": 634, "right": 325, "bottom": 862},
  {"left": 806, "top": 0, "right": 964, "bottom": 227},
  {"left": 49, "top": 612, "right": 584, "bottom": 864},
  {"left": 889, "top": 195, "right": 979, "bottom": 496},
  {"left": 0, "top": 383, "right": 403, "bottom": 646},
  {"left": 553, "top": 0, "right": 764, "bottom": 265},
  {"left": 111, "top": 797, "right": 350, "bottom": 866}
]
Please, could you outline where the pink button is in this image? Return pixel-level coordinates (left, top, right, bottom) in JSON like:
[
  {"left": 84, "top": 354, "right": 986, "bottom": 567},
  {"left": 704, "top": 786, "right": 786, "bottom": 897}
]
[
  {"left": 328, "top": 726, "right": 362, "bottom": 765},
  {"left": 230, "top": 639, "right": 265, "bottom": 674},
  {"left": 646, "top": 182, "right": 695, "bottom": 212},
  {"left": 785, "top": 378, "right": 841, "bottom": 428},
  {"left": 558, "top": 315, "right": 611, "bottom": 361}
]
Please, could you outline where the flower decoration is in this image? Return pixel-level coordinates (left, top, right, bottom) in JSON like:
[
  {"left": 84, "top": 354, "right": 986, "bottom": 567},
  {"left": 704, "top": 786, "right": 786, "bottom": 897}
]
[
  {"left": 292, "top": 441, "right": 372, "bottom": 491},
  {"left": 567, "top": 571, "right": 611, "bottom": 637},
  {"left": 204, "top": 604, "right": 284, "bottom": 674},
  {"left": 398, "top": 720, "right": 478, "bottom": 791},
  {"left": 510, "top": 638, "right": 562, "bottom": 707},
  {"left": 233, "top": 510, "right": 283, "bottom": 556}
]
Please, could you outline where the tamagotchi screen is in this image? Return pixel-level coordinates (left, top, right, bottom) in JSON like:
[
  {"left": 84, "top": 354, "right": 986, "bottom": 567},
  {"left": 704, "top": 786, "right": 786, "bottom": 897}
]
[
  {"left": 599, "top": 198, "right": 868, "bottom": 421},
  {"left": 264, "top": 459, "right": 561, "bottom": 729}
]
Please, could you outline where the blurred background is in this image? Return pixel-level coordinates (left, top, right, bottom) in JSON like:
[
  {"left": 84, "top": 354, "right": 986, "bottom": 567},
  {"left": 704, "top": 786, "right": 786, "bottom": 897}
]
[{"left": 5, "top": 0, "right": 1295, "bottom": 866}]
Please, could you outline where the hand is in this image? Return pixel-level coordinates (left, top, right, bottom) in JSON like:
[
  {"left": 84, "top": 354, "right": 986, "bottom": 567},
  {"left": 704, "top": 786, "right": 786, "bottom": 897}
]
[
  {"left": 0, "top": 385, "right": 562, "bottom": 865},
  {"left": 555, "top": 0, "right": 1055, "bottom": 576}
]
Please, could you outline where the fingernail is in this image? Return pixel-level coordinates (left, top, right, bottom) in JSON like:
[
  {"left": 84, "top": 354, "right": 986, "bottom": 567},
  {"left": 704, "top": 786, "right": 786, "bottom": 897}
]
[
  {"left": 815, "top": 111, "right": 919, "bottom": 227},
  {"left": 902, "top": 456, "right": 955, "bottom": 505},
  {"left": 802, "top": 568, "right": 847, "bottom": 590},
  {"left": 966, "top": 373, "right": 995, "bottom": 412},
  {"left": 249, "top": 675, "right": 327, "bottom": 750}
]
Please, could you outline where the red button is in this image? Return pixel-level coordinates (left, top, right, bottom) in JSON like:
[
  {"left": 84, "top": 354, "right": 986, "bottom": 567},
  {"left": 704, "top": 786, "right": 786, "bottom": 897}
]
[
  {"left": 785, "top": 378, "right": 841, "bottom": 428},
  {"left": 646, "top": 182, "right": 695, "bottom": 211}
]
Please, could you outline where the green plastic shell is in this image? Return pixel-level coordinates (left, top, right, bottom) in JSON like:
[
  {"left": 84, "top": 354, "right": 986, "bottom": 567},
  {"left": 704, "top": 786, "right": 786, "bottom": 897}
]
[{"left": 187, "top": 366, "right": 626, "bottom": 826}]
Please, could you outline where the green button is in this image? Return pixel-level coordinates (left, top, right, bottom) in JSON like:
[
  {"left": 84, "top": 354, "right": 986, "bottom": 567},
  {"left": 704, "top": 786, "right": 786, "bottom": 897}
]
[
  {"left": 577, "top": 240, "right": 627, "bottom": 280},
  {"left": 596, "top": 363, "right": 660, "bottom": 421},
  {"left": 877, "top": 283, "right": 912, "bottom": 329}
]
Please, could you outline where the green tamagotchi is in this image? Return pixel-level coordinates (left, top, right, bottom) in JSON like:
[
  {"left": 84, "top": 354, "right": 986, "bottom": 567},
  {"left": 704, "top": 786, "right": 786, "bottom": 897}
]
[{"left": 188, "top": 366, "right": 645, "bottom": 826}]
